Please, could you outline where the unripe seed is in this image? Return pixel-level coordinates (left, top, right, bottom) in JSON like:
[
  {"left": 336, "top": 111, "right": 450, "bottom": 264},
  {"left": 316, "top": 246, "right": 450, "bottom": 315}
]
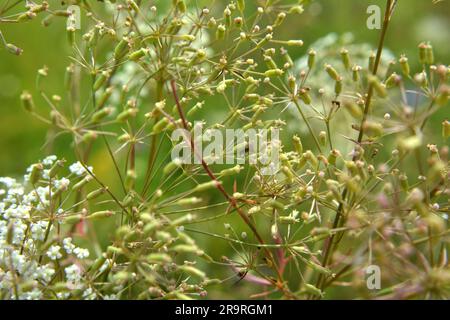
[
  {"left": 219, "top": 165, "right": 242, "bottom": 176},
  {"left": 264, "top": 68, "right": 284, "bottom": 77},
  {"left": 92, "top": 107, "right": 114, "bottom": 123},
  {"left": 340, "top": 48, "right": 350, "bottom": 70},
  {"left": 129, "top": 48, "right": 149, "bottom": 61},
  {"left": 325, "top": 64, "right": 340, "bottom": 81},
  {"left": 308, "top": 49, "right": 316, "bottom": 69},
  {"left": 21, "top": 91, "right": 35, "bottom": 112},
  {"left": 193, "top": 180, "right": 221, "bottom": 192},
  {"left": 29, "top": 163, "right": 43, "bottom": 184},
  {"left": 399, "top": 55, "right": 410, "bottom": 77},
  {"left": 443, "top": 120, "right": 450, "bottom": 139},
  {"left": 87, "top": 210, "right": 114, "bottom": 220},
  {"left": 87, "top": 187, "right": 107, "bottom": 200},
  {"left": 48, "top": 160, "right": 65, "bottom": 178}
]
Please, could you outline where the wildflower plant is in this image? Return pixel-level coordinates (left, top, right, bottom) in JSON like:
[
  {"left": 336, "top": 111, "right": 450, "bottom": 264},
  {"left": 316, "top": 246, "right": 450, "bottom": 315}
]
[{"left": 0, "top": 0, "right": 449, "bottom": 300}]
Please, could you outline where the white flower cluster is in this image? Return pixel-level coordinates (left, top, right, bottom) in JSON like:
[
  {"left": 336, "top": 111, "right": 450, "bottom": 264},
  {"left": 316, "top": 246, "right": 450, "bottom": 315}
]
[{"left": 0, "top": 157, "right": 94, "bottom": 300}]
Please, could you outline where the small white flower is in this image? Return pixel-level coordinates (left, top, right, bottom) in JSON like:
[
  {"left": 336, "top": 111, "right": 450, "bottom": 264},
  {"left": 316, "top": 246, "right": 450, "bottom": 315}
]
[
  {"left": 42, "top": 155, "right": 57, "bottom": 166},
  {"left": 54, "top": 178, "right": 70, "bottom": 190},
  {"left": 69, "top": 161, "right": 93, "bottom": 176},
  {"left": 63, "top": 237, "right": 76, "bottom": 254},
  {"left": 73, "top": 247, "right": 89, "bottom": 259},
  {"left": 65, "top": 264, "right": 81, "bottom": 283},
  {"left": 46, "top": 245, "right": 62, "bottom": 260},
  {"left": 82, "top": 287, "right": 97, "bottom": 300}
]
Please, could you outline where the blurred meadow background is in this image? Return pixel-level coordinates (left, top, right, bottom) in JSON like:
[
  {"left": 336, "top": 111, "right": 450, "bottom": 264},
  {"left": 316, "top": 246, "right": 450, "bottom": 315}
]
[{"left": 0, "top": 0, "right": 449, "bottom": 299}]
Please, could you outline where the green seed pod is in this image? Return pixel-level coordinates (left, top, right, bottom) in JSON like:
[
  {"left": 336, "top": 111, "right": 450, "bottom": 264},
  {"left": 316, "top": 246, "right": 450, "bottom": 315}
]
[
  {"left": 343, "top": 100, "right": 362, "bottom": 119},
  {"left": 369, "top": 76, "right": 387, "bottom": 98},
  {"left": 64, "top": 64, "right": 75, "bottom": 90},
  {"left": 175, "top": 197, "right": 202, "bottom": 206},
  {"left": 264, "top": 55, "right": 278, "bottom": 69},
  {"left": 92, "top": 107, "right": 114, "bottom": 123},
  {"left": 399, "top": 55, "right": 410, "bottom": 77},
  {"left": 299, "top": 88, "right": 312, "bottom": 105},
  {"left": 63, "top": 214, "right": 83, "bottom": 224},
  {"left": 93, "top": 71, "right": 110, "bottom": 91},
  {"left": 334, "top": 76, "right": 343, "bottom": 96},
  {"left": 127, "top": 0, "right": 140, "bottom": 13},
  {"left": 398, "top": 136, "right": 422, "bottom": 153},
  {"left": 274, "top": 12, "right": 286, "bottom": 27},
  {"left": 29, "top": 163, "right": 43, "bottom": 184},
  {"left": 267, "top": 199, "right": 284, "bottom": 211},
  {"left": 399, "top": 174, "right": 409, "bottom": 192},
  {"left": 327, "top": 149, "right": 340, "bottom": 166},
  {"left": 116, "top": 108, "right": 138, "bottom": 122},
  {"left": 352, "top": 65, "right": 361, "bottom": 82},
  {"left": 177, "top": 0, "right": 186, "bottom": 12},
  {"left": 385, "top": 72, "right": 400, "bottom": 88},
  {"left": 216, "top": 24, "right": 226, "bottom": 40},
  {"left": 6, "top": 43, "right": 23, "bottom": 56},
  {"left": 305, "top": 259, "right": 333, "bottom": 277},
  {"left": 319, "top": 131, "right": 327, "bottom": 147},
  {"left": 281, "top": 166, "right": 294, "bottom": 183},
  {"left": 147, "top": 253, "right": 172, "bottom": 264},
  {"left": 363, "top": 121, "right": 383, "bottom": 137},
  {"left": 107, "top": 246, "right": 124, "bottom": 256},
  {"left": 20, "top": 91, "right": 35, "bottom": 112},
  {"left": 287, "top": 40, "right": 304, "bottom": 47},
  {"left": 72, "top": 176, "right": 92, "bottom": 191},
  {"left": 172, "top": 244, "right": 199, "bottom": 255},
  {"left": 418, "top": 42, "right": 427, "bottom": 64},
  {"left": 219, "top": 165, "right": 242, "bottom": 177},
  {"left": 187, "top": 101, "right": 204, "bottom": 117},
  {"left": 308, "top": 49, "right": 316, "bottom": 69},
  {"left": 48, "top": 160, "right": 65, "bottom": 178},
  {"left": 436, "top": 86, "right": 449, "bottom": 106},
  {"left": 325, "top": 64, "right": 339, "bottom": 81},
  {"left": 143, "top": 221, "right": 161, "bottom": 236},
  {"left": 97, "top": 87, "right": 113, "bottom": 109},
  {"left": 178, "top": 265, "right": 206, "bottom": 279},
  {"left": 304, "top": 150, "right": 318, "bottom": 168},
  {"left": 152, "top": 117, "right": 169, "bottom": 134},
  {"left": 67, "top": 26, "right": 75, "bottom": 46},
  {"left": 114, "top": 36, "right": 130, "bottom": 60},
  {"left": 125, "top": 170, "right": 136, "bottom": 190},
  {"left": 237, "top": 0, "right": 245, "bottom": 12},
  {"left": 193, "top": 180, "right": 220, "bottom": 192},
  {"left": 163, "top": 159, "right": 182, "bottom": 176},
  {"left": 87, "top": 210, "right": 114, "bottom": 220},
  {"left": 42, "top": 14, "right": 53, "bottom": 27},
  {"left": 340, "top": 48, "right": 350, "bottom": 70},
  {"left": 292, "top": 135, "right": 303, "bottom": 155},
  {"left": 87, "top": 187, "right": 106, "bottom": 200},
  {"left": 129, "top": 48, "right": 149, "bottom": 61},
  {"left": 170, "top": 214, "right": 194, "bottom": 226},
  {"left": 264, "top": 68, "right": 284, "bottom": 77},
  {"left": 82, "top": 131, "right": 97, "bottom": 143},
  {"left": 443, "top": 120, "right": 450, "bottom": 139},
  {"left": 290, "top": 5, "right": 304, "bottom": 14}
]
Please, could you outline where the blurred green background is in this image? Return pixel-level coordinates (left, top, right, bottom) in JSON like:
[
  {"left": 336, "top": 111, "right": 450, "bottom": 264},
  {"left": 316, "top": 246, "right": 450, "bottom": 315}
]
[{"left": 0, "top": 0, "right": 449, "bottom": 299}]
